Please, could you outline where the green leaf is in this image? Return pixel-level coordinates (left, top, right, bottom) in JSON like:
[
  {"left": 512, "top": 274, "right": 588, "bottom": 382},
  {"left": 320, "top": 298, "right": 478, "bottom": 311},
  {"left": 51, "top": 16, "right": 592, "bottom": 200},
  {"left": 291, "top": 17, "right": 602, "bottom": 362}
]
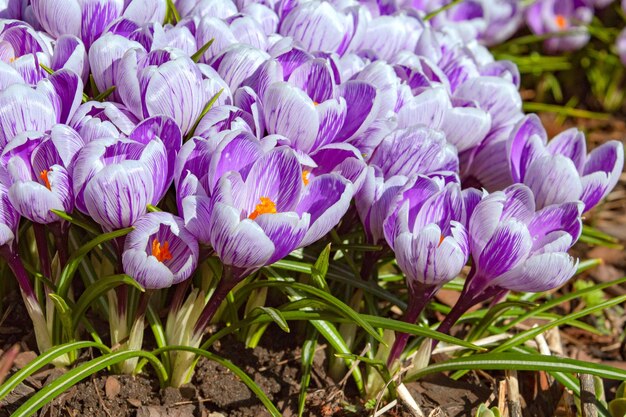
[
  {"left": 165, "top": 0, "right": 180, "bottom": 23},
  {"left": 298, "top": 328, "right": 318, "bottom": 417},
  {"left": 39, "top": 63, "right": 54, "bottom": 75},
  {"left": 48, "top": 293, "right": 73, "bottom": 340},
  {"left": 466, "top": 301, "right": 536, "bottom": 342},
  {"left": 424, "top": 0, "right": 462, "bottom": 20},
  {"left": 254, "top": 306, "right": 290, "bottom": 333},
  {"left": 609, "top": 398, "right": 626, "bottom": 417},
  {"left": 51, "top": 209, "right": 101, "bottom": 235},
  {"left": 579, "top": 233, "right": 624, "bottom": 249},
  {"left": 72, "top": 274, "right": 144, "bottom": 331},
  {"left": 408, "top": 352, "right": 626, "bottom": 382},
  {"left": 582, "top": 225, "right": 620, "bottom": 243},
  {"left": 239, "top": 278, "right": 386, "bottom": 345},
  {"left": 191, "top": 38, "right": 214, "bottom": 63},
  {"left": 154, "top": 346, "right": 282, "bottom": 417},
  {"left": 312, "top": 319, "right": 365, "bottom": 395},
  {"left": 11, "top": 350, "right": 167, "bottom": 417},
  {"left": 56, "top": 227, "right": 133, "bottom": 298},
  {"left": 146, "top": 305, "right": 170, "bottom": 373},
  {"left": 311, "top": 244, "right": 331, "bottom": 291},
  {"left": 0, "top": 341, "right": 110, "bottom": 402},
  {"left": 496, "top": 295, "right": 626, "bottom": 353},
  {"left": 147, "top": 204, "right": 162, "bottom": 213},
  {"left": 93, "top": 85, "right": 116, "bottom": 102},
  {"left": 185, "top": 89, "right": 224, "bottom": 140},
  {"left": 522, "top": 102, "right": 611, "bottom": 120},
  {"left": 577, "top": 258, "right": 603, "bottom": 274},
  {"left": 501, "top": 277, "right": 626, "bottom": 333}
]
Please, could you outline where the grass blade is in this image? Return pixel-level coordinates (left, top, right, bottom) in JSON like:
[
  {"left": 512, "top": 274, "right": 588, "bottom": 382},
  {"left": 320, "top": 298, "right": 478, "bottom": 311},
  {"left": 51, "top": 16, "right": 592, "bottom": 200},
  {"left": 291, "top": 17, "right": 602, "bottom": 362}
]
[{"left": 0, "top": 341, "right": 110, "bottom": 402}]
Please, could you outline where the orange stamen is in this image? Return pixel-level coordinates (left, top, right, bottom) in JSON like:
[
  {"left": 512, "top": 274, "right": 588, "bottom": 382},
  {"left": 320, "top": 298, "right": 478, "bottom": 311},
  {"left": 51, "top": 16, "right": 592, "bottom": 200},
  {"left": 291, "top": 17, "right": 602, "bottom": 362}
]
[
  {"left": 438, "top": 234, "right": 445, "bottom": 247},
  {"left": 39, "top": 170, "right": 51, "bottom": 190},
  {"left": 313, "top": 101, "right": 319, "bottom": 106},
  {"left": 302, "top": 170, "right": 310, "bottom": 186},
  {"left": 151, "top": 238, "right": 173, "bottom": 262},
  {"left": 555, "top": 14, "right": 567, "bottom": 30},
  {"left": 248, "top": 197, "right": 277, "bottom": 220}
]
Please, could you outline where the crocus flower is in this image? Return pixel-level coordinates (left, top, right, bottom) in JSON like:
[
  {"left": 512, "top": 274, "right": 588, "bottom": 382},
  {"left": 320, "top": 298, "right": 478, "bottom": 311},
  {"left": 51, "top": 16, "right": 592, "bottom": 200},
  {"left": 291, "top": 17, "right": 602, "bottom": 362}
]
[
  {"left": 115, "top": 47, "right": 228, "bottom": 135},
  {"left": 396, "top": 86, "right": 491, "bottom": 152},
  {"left": 175, "top": 0, "right": 237, "bottom": 20},
  {"left": 526, "top": 0, "right": 592, "bottom": 52},
  {"left": 72, "top": 116, "right": 180, "bottom": 230},
  {"left": 437, "top": 184, "right": 582, "bottom": 337},
  {"left": 279, "top": 1, "right": 365, "bottom": 56},
  {"left": 30, "top": 0, "right": 166, "bottom": 48},
  {"left": 382, "top": 175, "right": 468, "bottom": 365},
  {"left": 508, "top": 114, "right": 624, "bottom": 211},
  {"left": 191, "top": 145, "right": 353, "bottom": 336},
  {"left": 356, "top": 125, "right": 458, "bottom": 244},
  {"left": 70, "top": 101, "right": 139, "bottom": 143},
  {"left": 194, "top": 14, "right": 269, "bottom": 62},
  {"left": 123, "top": 212, "right": 199, "bottom": 289},
  {"left": 0, "top": 69, "right": 83, "bottom": 147},
  {"left": 2, "top": 124, "right": 83, "bottom": 224}
]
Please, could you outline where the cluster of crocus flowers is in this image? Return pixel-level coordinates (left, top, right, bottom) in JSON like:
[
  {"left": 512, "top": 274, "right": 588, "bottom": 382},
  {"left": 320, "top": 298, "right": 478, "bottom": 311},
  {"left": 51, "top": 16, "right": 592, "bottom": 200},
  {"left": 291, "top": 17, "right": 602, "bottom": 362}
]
[{"left": 0, "top": 0, "right": 622, "bottom": 384}]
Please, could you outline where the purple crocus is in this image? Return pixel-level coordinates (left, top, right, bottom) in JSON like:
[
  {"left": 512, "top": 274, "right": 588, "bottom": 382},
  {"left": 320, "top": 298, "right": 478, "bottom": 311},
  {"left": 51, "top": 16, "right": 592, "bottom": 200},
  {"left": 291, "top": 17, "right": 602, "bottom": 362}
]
[
  {"left": 278, "top": 1, "right": 365, "bottom": 56},
  {"left": 70, "top": 101, "right": 139, "bottom": 143},
  {"left": 0, "top": 69, "right": 83, "bottom": 147},
  {"left": 437, "top": 184, "right": 582, "bottom": 337},
  {"left": 618, "top": 28, "right": 626, "bottom": 67},
  {"left": 115, "top": 48, "right": 228, "bottom": 135},
  {"left": 123, "top": 212, "right": 199, "bottom": 289},
  {"left": 30, "top": 0, "right": 166, "bottom": 48},
  {"left": 508, "top": 114, "right": 624, "bottom": 211},
  {"left": 2, "top": 124, "right": 82, "bottom": 224},
  {"left": 191, "top": 146, "right": 353, "bottom": 333},
  {"left": 356, "top": 126, "right": 458, "bottom": 245},
  {"left": 71, "top": 116, "right": 181, "bottom": 230},
  {"left": 382, "top": 175, "right": 469, "bottom": 365},
  {"left": 526, "top": 0, "right": 592, "bottom": 52}
]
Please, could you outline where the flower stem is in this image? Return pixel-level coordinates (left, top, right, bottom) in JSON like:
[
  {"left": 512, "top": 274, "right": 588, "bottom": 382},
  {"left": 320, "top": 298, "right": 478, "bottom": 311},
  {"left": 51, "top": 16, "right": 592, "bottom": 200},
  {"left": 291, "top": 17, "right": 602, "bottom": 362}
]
[
  {"left": 432, "top": 280, "right": 502, "bottom": 348},
  {"left": 387, "top": 282, "right": 438, "bottom": 367},
  {"left": 192, "top": 265, "right": 243, "bottom": 337},
  {"left": 33, "top": 224, "right": 51, "bottom": 282},
  {"left": 50, "top": 222, "right": 69, "bottom": 268}
]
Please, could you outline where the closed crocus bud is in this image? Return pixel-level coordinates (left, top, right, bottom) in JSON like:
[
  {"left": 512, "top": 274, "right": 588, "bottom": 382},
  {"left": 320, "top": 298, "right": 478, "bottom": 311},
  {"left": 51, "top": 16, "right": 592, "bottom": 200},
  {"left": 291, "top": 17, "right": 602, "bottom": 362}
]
[
  {"left": 71, "top": 118, "right": 179, "bottom": 230},
  {"left": 0, "top": 70, "right": 83, "bottom": 147},
  {"left": 383, "top": 175, "right": 468, "bottom": 365},
  {"left": 30, "top": 0, "right": 166, "bottom": 48},
  {"left": 368, "top": 125, "right": 459, "bottom": 178},
  {"left": 436, "top": 184, "right": 582, "bottom": 339},
  {"left": 508, "top": 114, "right": 625, "bottom": 211},
  {"left": 279, "top": 0, "right": 365, "bottom": 55},
  {"left": 3, "top": 125, "right": 83, "bottom": 224},
  {"left": 123, "top": 212, "right": 199, "bottom": 289},
  {"left": 115, "top": 47, "right": 228, "bottom": 135},
  {"left": 396, "top": 86, "right": 491, "bottom": 152},
  {"left": 526, "top": 0, "right": 592, "bottom": 52}
]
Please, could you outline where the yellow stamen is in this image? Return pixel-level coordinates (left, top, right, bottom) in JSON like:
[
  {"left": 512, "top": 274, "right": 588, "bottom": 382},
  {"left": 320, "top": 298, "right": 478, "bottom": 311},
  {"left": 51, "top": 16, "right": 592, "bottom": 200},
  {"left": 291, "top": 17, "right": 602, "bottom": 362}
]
[
  {"left": 302, "top": 170, "right": 310, "bottom": 186},
  {"left": 555, "top": 14, "right": 567, "bottom": 30},
  {"left": 8, "top": 56, "right": 15, "bottom": 63},
  {"left": 249, "top": 197, "right": 277, "bottom": 220},
  {"left": 151, "top": 238, "right": 173, "bottom": 262},
  {"left": 313, "top": 101, "right": 319, "bottom": 106},
  {"left": 39, "top": 170, "right": 51, "bottom": 190}
]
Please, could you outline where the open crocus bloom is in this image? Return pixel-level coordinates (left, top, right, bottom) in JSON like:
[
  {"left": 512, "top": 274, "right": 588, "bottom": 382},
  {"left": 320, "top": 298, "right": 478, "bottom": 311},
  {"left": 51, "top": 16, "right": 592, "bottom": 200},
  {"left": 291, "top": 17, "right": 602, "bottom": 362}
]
[
  {"left": 466, "top": 184, "right": 581, "bottom": 296},
  {"left": 2, "top": 124, "right": 83, "bottom": 224},
  {"left": 526, "top": 0, "right": 592, "bottom": 52},
  {"left": 508, "top": 114, "right": 624, "bottom": 211},
  {"left": 205, "top": 146, "right": 353, "bottom": 276},
  {"left": 123, "top": 212, "right": 199, "bottom": 289}
]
